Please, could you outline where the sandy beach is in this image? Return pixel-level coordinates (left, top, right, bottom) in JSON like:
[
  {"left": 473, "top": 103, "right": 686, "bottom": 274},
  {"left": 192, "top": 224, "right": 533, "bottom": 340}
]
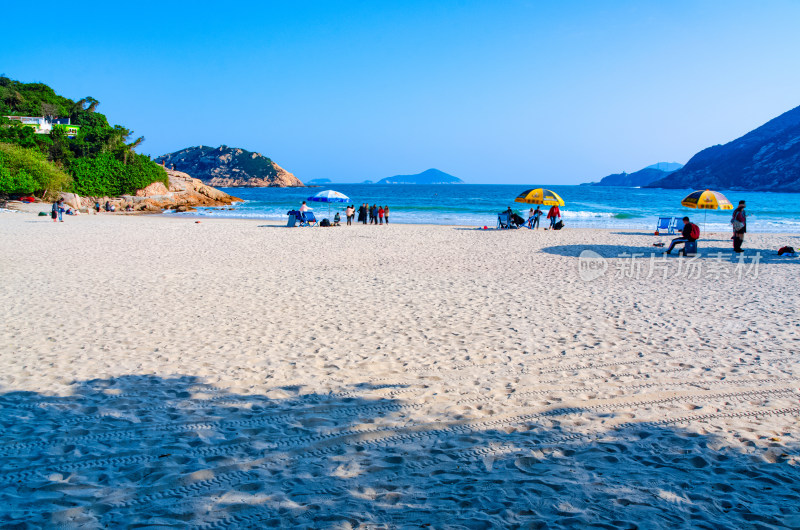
[{"left": 1, "top": 206, "right": 799, "bottom": 528}]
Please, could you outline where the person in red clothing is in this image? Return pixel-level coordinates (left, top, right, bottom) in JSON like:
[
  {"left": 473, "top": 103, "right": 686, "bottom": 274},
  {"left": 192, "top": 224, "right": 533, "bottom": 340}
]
[
  {"left": 546, "top": 205, "right": 561, "bottom": 229},
  {"left": 378, "top": 206, "right": 385, "bottom": 225}
]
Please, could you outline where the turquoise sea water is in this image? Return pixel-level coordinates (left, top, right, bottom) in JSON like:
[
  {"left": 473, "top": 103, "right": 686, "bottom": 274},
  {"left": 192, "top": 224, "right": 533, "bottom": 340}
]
[{"left": 177, "top": 184, "right": 800, "bottom": 233}]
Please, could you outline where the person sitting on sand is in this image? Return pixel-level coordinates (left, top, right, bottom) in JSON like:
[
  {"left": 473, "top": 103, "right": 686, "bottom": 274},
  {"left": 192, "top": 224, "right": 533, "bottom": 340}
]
[
  {"left": 333, "top": 212, "right": 341, "bottom": 226},
  {"left": 665, "top": 216, "right": 699, "bottom": 255}
]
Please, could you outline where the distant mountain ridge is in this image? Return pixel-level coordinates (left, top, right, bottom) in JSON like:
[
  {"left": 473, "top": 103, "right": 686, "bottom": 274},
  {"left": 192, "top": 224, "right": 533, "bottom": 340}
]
[
  {"left": 376, "top": 168, "right": 463, "bottom": 185},
  {"left": 583, "top": 162, "right": 682, "bottom": 187},
  {"left": 647, "top": 104, "right": 800, "bottom": 192},
  {"left": 155, "top": 145, "right": 303, "bottom": 187}
]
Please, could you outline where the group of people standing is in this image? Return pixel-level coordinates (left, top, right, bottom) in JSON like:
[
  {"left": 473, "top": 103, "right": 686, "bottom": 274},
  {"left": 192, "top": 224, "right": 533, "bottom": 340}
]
[
  {"left": 525, "top": 205, "right": 561, "bottom": 229},
  {"left": 350, "top": 203, "right": 389, "bottom": 225}
]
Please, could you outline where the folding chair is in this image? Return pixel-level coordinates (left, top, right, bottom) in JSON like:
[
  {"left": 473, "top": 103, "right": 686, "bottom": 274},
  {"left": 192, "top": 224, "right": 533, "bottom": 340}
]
[
  {"left": 302, "top": 211, "right": 319, "bottom": 227},
  {"left": 656, "top": 217, "right": 673, "bottom": 235},
  {"left": 497, "top": 212, "right": 514, "bottom": 229}
]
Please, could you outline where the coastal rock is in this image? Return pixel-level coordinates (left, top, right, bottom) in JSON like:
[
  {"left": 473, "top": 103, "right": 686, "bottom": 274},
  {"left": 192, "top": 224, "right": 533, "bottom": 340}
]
[
  {"left": 74, "top": 170, "right": 241, "bottom": 213},
  {"left": 58, "top": 192, "right": 83, "bottom": 210},
  {"left": 136, "top": 181, "right": 169, "bottom": 196},
  {"left": 155, "top": 145, "right": 304, "bottom": 187}
]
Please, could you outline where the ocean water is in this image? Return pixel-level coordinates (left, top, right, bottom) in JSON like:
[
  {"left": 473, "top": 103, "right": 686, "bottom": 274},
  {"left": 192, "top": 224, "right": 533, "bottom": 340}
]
[{"left": 175, "top": 184, "right": 800, "bottom": 233}]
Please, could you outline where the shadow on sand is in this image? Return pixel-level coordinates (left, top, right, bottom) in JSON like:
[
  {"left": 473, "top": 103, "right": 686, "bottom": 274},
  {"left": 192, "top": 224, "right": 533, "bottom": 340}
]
[
  {"left": 1, "top": 374, "right": 798, "bottom": 527},
  {"left": 540, "top": 243, "right": 800, "bottom": 265}
]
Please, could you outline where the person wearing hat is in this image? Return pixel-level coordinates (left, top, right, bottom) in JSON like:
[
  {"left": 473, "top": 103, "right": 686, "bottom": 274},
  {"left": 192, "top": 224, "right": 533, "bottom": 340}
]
[{"left": 731, "top": 200, "right": 746, "bottom": 253}]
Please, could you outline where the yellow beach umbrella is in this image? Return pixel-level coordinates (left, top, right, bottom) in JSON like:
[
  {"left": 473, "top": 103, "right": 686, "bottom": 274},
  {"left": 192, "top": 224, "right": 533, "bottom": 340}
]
[
  {"left": 514, "top": 188, "right": 565, "bottom": 206},
  {"left": 681, "top": 189, "right": 733, "bottom": 210},
  {"left": 680, "top": 189, "right": 733, "bottom": 231}
]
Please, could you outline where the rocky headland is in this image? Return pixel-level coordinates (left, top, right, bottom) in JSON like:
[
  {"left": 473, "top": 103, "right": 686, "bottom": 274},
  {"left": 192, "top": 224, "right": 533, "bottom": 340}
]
[
  {"left": 155, "top": 145, "right": 304, "bottom": 187},
  {"left": 57, "top": 169, "right": 242, "bottom": 213}
]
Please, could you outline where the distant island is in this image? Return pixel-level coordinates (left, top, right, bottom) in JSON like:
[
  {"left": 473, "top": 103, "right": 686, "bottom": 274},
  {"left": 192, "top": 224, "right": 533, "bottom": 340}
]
[
  {"left": 305, "top": 178, "right": 331, "bottom": 186},
  {"left": 156, "top": 145, "right": 304, "bottom": 187},
  {"left": 582, "top": 162, "right": 683, "bottom": 187},
  {"left": 646, "top": 104, "right": 800, "bottom": 192},
  {"left": 376, "top": 168, "right": 463, "bottom": 185}
]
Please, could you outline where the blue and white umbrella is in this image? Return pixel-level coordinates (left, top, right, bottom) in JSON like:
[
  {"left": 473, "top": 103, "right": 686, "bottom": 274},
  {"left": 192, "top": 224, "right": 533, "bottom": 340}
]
[{"left": 307, "top": 189, "right": 351, "bottom": 219}]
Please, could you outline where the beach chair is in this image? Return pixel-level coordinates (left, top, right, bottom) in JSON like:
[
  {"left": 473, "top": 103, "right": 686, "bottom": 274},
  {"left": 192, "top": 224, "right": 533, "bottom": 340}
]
[
  {"left": 656, "top": 217, "right": 679, "bottom": 235},
  {"left": 301, "top": 211, "right": 319, "bottom": 227},
  {"left": 497, "top": 212, "right": 514, "bottom": 229}
]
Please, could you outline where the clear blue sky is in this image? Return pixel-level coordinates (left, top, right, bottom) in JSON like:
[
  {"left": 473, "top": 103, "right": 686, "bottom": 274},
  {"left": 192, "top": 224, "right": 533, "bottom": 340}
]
[{"left": 3, "top": 1, "right": 799, "bottom": 184}]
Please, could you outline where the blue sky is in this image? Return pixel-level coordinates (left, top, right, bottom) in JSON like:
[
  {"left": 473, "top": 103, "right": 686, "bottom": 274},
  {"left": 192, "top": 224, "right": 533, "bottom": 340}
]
[{"left": 3, "top": 1, "right": 799, "bottom": 184}]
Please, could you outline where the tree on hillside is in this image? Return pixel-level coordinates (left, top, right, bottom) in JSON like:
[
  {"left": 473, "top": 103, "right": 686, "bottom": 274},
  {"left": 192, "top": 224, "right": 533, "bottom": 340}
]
[{"left": 0, "top": 77, "right": 167, "bottom": 197}]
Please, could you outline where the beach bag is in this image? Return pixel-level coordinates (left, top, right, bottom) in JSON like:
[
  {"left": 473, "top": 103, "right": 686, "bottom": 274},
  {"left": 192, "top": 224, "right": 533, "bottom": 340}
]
[
  {"left": 778, "top": 246, "right": 796, "bottom": 256},
  {"left": 553, "top": 220, "right": 564, "bottom": 230},
  {"left": 320, "top": 218, "right": 330, "bottom": 227},
  {"left": 732, "top": 219, "right": 745, "bottom": 231},
  {"left": 689, "top": 223, "right": 700, "bottom": 240}
]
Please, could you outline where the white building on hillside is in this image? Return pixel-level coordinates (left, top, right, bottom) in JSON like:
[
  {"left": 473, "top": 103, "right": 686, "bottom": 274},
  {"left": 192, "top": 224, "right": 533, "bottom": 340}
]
[{"left": 3, "top": 116, "right": 80, "bottom": 137}]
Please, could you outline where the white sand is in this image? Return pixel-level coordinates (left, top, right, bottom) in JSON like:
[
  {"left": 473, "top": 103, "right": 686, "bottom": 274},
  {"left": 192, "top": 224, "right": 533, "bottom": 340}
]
[{"left": 1, "top": 206, "right": 799, "bottom": 528}]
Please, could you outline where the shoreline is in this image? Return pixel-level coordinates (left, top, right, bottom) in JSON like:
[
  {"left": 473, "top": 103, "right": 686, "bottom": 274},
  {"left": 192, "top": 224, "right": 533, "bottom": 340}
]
[{"left": 6, "top": 201, "right": 800, "bottom": 237}]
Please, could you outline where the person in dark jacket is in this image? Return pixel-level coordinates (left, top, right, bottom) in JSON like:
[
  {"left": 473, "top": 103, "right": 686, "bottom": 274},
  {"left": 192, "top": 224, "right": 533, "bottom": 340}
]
[
  {"left": 665, "top": 217, "right": 698, "bottom": 254},
  {"left": 732, "top": 200, "right": 746, "bottom": 253},
  {"left": 370, "top": 204, "right": 378, "bottom": 224}
]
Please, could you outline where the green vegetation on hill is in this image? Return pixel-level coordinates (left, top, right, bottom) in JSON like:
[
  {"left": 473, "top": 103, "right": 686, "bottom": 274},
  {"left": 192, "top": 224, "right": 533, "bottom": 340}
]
[
  {"left": 0, "top": 76, "right": 166, "bottom": 198},
  {"left": 0, "top": 143, "right": 70, "bottom": 197}
]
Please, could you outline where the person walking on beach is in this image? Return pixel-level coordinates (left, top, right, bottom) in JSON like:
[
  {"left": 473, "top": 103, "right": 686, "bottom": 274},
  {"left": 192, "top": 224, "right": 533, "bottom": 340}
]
[
  {"left": 370, "top": 204, "right": 378, "bottom": 225},
  {"left": 383, "top": 205, "right": 389, "bottom": 224},
  {"left": 664, "top": 216, "right": 699, "bottom": 254},
  {"left": 51, "top": 199, "right": 61, "bottom": 222},
  {"left": 362, "top": 203, "right": 369, "bottom": 224},
  {"left": 732, "top": 200, "right": 746, "bottom": 253},
  {"left": 378, "top": 206, "right": 385, "bottom": 225},
  {"left": 346, "top": 205, "right": 354, "bottom": 226},
  {"left": 547, "top": 205, "right": 560, "bottom": 229}
]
